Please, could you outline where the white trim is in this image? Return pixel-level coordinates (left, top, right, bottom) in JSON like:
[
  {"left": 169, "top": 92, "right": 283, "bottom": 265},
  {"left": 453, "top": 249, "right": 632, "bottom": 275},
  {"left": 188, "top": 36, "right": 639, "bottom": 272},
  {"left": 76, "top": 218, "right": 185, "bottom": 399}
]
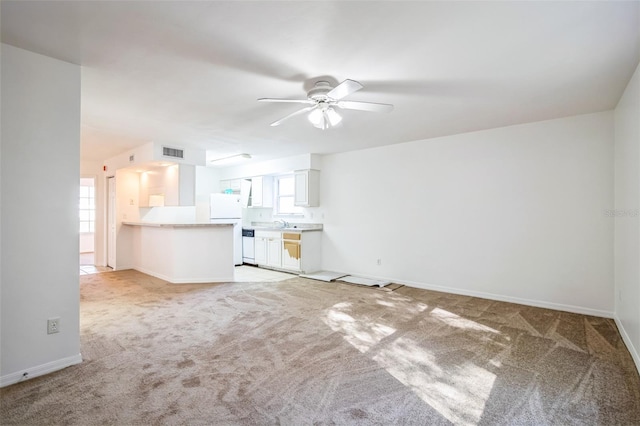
[
  {"left": 614, "top": 316, "right": 640, "bottom": 375},
  {"left": 0, "top": 354, "right": 82, "bottom": 388},
  {"left": 400, "top": 278, "right": 614, "bottom": 318},
  {"left": 325, "top": 271, "right": 615, "bottom": 319}
]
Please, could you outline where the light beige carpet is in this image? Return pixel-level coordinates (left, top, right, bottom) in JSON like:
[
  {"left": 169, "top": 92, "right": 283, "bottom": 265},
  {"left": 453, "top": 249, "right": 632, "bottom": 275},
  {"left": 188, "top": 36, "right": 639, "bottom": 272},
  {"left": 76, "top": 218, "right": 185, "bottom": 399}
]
[{"left": 1, "top": 270, "right": 639, "bottom": 425}]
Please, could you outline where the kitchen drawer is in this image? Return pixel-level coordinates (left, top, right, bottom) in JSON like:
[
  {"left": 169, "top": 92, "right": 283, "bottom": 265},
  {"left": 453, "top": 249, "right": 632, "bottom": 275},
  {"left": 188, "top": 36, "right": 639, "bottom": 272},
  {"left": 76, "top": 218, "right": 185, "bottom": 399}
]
[
  {"left": 282, "top": 232, "right": 301, "bottom": 240},
  {"left": 255, "top": 230, "right": 281, "bottom": 239}
]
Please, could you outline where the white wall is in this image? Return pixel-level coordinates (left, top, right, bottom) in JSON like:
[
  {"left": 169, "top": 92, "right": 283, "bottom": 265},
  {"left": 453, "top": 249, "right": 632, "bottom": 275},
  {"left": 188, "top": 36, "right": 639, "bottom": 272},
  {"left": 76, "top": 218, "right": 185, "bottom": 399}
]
[
  {"left": 113, "top": 169, "right": 141, "bottom": 270},
  {"left": 1, "top": 44, "right": 82, "bottom": 385},
  {"left": 103, "top": 141, "right": 205, "bottom": 172},
  {"left": 320, "top": 111, "right": 614, "bottom": 316},
  {"left": 614, "top": 62, "right": 640, "bottom": 370},
  {"left": 217, "top": 153, "right": 316, "bottom": 180}
]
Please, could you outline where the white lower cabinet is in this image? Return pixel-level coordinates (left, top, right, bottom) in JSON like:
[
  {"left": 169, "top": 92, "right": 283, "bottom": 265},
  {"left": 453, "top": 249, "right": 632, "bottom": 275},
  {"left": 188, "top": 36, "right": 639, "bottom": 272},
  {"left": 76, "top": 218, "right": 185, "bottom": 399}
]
[
  {"left": 254, "top": 236, "right": 268, "bottom": 265},
  {"left": 255, "top": 229, "right": 321, "bottom": 274},
  {"left": 266, "top": 238, "right": 282, "bottom": 268},
  {"left": 282, "top": 233, "right": 301, "bottom": 270},
  {"left": 255, "top": 230, "right": 282, "bottom": 268}
]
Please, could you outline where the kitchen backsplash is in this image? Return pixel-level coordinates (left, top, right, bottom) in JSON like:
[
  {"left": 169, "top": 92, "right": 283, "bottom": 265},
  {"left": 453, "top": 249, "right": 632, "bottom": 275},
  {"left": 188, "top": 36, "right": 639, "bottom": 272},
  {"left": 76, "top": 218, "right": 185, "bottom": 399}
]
[
  {"left": 138, "top": 203, "right": 325, "bottom": 226},
  {"left": 242, "top": 206, "right": 324, "bottom": 227}
]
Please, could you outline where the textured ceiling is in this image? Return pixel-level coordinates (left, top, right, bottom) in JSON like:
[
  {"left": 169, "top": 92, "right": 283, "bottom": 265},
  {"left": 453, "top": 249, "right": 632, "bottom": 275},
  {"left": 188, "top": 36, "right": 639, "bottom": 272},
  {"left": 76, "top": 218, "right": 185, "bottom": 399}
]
[{"left": 2, "top": 1, "right": 639, "bottom": 163}]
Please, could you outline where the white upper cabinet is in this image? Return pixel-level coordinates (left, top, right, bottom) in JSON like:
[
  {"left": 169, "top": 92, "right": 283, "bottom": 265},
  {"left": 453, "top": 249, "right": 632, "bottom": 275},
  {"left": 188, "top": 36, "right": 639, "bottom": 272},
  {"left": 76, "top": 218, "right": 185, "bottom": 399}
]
[
  {"left": 251, "top": 176, "right": 273, "bottom": 208},
  {"left": 220, "top": 179, "right": 242, "bottom": 193},
  {"left": 294, "top": 169, "right": 319, "bottom": 207}
]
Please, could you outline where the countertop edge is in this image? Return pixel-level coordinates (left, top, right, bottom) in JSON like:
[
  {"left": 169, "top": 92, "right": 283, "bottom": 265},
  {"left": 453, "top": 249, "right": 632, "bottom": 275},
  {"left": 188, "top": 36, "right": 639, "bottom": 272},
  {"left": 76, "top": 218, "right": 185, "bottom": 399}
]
[
  {"left": 123, "top": 222, "right": 234, "bottom": 228},
  {"left": 246, "top": 227, "right": 323, "bottom": 233}
]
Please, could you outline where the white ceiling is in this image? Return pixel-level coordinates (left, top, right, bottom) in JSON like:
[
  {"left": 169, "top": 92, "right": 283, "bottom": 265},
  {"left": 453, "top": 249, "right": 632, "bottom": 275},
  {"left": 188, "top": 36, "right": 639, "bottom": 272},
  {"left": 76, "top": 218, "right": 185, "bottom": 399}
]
[{"left": 2, "top": 1, "right": 639, "bottom": 164}]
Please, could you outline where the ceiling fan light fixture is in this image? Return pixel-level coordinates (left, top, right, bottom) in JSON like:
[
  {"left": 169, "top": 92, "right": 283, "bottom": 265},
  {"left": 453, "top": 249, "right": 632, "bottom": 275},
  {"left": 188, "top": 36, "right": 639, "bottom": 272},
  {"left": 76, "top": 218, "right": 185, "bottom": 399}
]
[
  {"left": 326, "top": 108, "right": 342, "bottom": 126},
  {"left": 260, "top": 78, "right": 393, "bottom": 128},
  {"left": 308, "top": 108, "right": 323, "bottom": 126},
  {"left": 308, "top": 106, "right": 341, "bottom": 130}
]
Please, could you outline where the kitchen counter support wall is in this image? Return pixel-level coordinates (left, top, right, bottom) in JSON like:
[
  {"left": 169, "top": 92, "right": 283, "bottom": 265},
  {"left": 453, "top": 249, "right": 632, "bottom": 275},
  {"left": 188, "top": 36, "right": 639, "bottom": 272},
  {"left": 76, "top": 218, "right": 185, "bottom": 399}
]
[{"left": 125, "top": 223, "right": 234, "bottom": 283}]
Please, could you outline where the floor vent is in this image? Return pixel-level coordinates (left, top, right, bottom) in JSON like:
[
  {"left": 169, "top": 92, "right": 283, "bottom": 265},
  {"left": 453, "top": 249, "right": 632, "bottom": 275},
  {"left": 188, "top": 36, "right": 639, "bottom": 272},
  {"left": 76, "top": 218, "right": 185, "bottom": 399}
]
[{"left": 162, "top": 146, "right": 184, "bottom": 159}]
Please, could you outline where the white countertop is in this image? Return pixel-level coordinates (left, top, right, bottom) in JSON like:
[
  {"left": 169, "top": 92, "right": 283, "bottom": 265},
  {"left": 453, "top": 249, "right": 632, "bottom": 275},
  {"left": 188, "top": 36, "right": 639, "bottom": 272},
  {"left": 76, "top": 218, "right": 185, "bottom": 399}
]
[{"left": 244, "top": 222, "right": 323, "bottom": 232}]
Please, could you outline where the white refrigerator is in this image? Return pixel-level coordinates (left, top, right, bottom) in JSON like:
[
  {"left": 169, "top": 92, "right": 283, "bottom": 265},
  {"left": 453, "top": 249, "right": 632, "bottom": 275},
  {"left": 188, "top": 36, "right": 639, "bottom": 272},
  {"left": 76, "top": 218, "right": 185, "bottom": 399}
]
[{"left": 210, "top": 193, "right": 243, "bottom": 266}]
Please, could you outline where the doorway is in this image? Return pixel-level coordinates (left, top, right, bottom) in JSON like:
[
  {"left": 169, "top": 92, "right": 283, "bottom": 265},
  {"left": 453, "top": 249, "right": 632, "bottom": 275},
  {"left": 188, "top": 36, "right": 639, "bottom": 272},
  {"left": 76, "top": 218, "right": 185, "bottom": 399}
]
[{"left": 79, "top": 177, "right": 96, "bottom": 266}]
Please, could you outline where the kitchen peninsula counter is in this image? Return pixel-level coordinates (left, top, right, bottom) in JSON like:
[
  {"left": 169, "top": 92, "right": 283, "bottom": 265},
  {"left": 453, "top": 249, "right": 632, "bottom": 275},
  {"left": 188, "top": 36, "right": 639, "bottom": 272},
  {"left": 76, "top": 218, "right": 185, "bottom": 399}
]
[
  {"left": 123, "top": 221, "right": 232, "bottom": 228},
  {"left": 122, "top": 221, "right": 234, "bottom": 283}
]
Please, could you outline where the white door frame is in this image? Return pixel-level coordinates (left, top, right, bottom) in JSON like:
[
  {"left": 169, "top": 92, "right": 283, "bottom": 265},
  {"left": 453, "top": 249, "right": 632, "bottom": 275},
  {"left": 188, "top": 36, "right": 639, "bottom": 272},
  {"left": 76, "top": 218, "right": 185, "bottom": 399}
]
[{"left": 107, "top": 176, "right": 116, "bottom": 269}]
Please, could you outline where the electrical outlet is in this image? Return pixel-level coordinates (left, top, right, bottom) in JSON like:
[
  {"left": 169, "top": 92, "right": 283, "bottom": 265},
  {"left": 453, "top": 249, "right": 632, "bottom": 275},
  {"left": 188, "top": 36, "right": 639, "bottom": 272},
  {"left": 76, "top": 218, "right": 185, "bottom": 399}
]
[
  {"left": 377, "top": 258, "right": 382, "bottom": 266},
  {"left": 47, "top": 318, "right": 60, "bottom": 334}
]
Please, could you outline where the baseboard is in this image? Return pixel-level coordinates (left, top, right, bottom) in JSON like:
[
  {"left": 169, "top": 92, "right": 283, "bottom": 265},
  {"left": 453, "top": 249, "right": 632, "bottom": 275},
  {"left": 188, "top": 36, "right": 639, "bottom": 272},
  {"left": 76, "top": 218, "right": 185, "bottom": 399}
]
[
  {"left": 614, "top": 316, "right": 640, "bottom": 374},
  {"left": 403, "top": 278, "right": 614, "bottom": 318},
  {"left": 332, "top": 271, "right": 614, "bottom": 319},
  {"left": 0, "top": 353, "right": 82, "bottom": 388}
]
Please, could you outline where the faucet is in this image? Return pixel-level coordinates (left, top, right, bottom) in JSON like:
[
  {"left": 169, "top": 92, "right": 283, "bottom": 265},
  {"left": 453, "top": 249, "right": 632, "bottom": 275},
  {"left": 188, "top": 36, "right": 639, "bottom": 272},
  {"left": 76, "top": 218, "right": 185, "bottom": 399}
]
[{"left": 274, "top": 219, "right": 289, "bottom": 228}]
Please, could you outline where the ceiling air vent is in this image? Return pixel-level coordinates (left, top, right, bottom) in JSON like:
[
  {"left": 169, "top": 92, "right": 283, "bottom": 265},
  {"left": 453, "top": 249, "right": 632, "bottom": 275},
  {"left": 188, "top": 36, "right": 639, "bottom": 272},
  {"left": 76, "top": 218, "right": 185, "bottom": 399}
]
[{"left": 162, "top": 146, "right": 184, "bottom": 159}]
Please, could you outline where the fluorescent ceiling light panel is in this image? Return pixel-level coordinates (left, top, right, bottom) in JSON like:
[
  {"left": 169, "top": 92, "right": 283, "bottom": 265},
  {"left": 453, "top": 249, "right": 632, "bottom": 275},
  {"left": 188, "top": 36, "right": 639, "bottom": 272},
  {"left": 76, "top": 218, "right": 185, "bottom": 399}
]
[{"left": 209, "top": 153, "right": 252, "bottom": 166}]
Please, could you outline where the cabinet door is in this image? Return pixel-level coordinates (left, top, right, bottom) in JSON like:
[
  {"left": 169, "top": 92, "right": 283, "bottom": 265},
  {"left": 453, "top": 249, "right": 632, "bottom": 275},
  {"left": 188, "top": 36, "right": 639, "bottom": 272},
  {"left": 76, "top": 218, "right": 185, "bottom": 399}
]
[
  {"left": 252, "top": 177, "right": 263, "bottom": 206},
  {"left": 254, "top": 237, "right": 268, "bottom": 265},
  {"left": 294, "top": 170, "right": 319, "bottom": 207},
  {"left": 250, "top": 176, "right": 273, "bottom": 208},
  {"left": 266, "top": 238, "right": 282, "bottom": 268},
  {"left": 294, "top": 171, "right": 308, "bottom": 206},
  {"left": 282, "top": 241, "right": 301, "bottom": 270},
  {"left": 220, "top": 179, "right": 241, "bottom": 194}
]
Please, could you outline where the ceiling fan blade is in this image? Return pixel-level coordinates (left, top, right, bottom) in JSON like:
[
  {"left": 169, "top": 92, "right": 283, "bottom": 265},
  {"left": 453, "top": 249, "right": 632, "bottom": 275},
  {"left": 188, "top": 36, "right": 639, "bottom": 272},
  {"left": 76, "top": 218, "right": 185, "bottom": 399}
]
[
  {"left": 326, "top": 79, "right": 363, "bottom": 100},
  {"left": 336, "top": 100, "right": 394, "bottom": 113},
  {"left": 258, "top": 98, "right": 315, "bottom": 104},
  {"left": 270, "top": 106, "right": 316, "bottom": 127}
]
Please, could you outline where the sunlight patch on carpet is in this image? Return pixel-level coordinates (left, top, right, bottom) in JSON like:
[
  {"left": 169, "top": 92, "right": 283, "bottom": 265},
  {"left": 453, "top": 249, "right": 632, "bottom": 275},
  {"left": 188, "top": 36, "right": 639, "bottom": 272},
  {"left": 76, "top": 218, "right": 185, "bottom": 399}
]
[
  {"left": 374, "top": 336, "right": 496, "bottom": 425},
  {"left": 431, "top": 308, "right": 499, "bottom": 334},
  {"left": 323, "top": 307, "right": 396, "bottom": 353},
  {"left": 322, "top": 300, "right": 498, "bottom": 425}
]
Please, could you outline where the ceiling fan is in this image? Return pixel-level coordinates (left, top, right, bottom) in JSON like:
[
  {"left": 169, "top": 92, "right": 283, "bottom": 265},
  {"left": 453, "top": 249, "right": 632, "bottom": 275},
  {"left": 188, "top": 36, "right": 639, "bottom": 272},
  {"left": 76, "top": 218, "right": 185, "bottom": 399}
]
[{"left": 258, "top": 79, "right": 394, "bottom": 129}]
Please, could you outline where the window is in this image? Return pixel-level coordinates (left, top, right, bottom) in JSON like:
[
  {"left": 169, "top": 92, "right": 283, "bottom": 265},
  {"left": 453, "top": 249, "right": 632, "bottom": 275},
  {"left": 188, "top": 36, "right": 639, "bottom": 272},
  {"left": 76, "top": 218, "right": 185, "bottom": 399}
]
[
  {"left": 79, "top": 181, "right": 95, "bottom": 233},
  {"left": 276, "top": 175, "right": 303, "bottom": 215}
]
